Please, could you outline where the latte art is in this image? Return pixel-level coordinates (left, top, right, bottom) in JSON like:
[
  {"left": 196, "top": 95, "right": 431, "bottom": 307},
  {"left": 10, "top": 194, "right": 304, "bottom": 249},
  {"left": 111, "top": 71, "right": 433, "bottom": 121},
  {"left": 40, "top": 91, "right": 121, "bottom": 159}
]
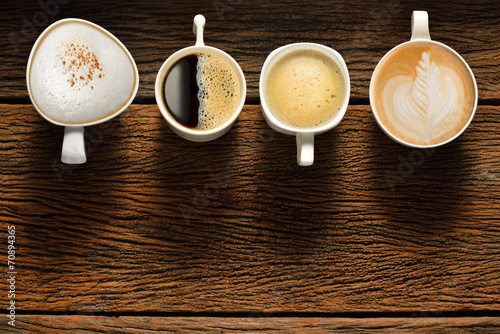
[
  {"left": 371, "top": 42, "right": 476, "bottom": 146},
  {"left": 386, "top": 51, "right": 460, "bottom": 144}
]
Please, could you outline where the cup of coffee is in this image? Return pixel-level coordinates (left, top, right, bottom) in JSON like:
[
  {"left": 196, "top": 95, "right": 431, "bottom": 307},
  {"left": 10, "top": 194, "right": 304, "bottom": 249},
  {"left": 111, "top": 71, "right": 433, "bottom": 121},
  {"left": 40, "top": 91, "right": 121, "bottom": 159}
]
[
  {"left": 27, "top": 18, "right": 139, "bottom": 164},
  {"left": 155, "top": 15, "right": 246, "bottom": 142},
  {"left": 370, "top": 11, "right": 477, "bottom": 148},
  {"left": 260, "top": 43, "right": 350, "bottom": 166}
]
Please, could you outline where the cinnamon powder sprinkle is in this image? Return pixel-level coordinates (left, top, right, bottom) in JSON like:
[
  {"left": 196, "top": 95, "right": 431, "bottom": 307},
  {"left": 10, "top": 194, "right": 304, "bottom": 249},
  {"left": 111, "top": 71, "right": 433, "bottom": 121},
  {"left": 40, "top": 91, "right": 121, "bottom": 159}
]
[{"left": 58, "top": 38, "right": 105, "bottom": 90}]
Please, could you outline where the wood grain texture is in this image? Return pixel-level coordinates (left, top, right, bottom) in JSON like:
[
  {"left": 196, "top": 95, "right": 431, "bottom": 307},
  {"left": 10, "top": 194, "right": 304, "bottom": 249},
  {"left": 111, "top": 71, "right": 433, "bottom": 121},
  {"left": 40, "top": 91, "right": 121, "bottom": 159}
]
[
  {"left": 5, "top": 316, "right": 500, "bottom": 333},
  {"left": 1, "top": 104, "right": 498, "bottom": 313},
  {"left": 1, "top": 0, "right": 499, "bottom": 102}
]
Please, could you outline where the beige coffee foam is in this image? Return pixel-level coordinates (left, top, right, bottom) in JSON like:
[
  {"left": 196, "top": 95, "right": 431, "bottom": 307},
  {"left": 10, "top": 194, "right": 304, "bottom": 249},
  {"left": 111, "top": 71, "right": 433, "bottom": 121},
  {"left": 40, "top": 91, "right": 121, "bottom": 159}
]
[
  {"left": 265, "top": 49, "right": 345, "bottom": 129},
  {"left": 195, "top": 53, "right": 239, "bottom": 130},
  {"left": 371, "top": 42, "right": 476, "bottom": 145}
]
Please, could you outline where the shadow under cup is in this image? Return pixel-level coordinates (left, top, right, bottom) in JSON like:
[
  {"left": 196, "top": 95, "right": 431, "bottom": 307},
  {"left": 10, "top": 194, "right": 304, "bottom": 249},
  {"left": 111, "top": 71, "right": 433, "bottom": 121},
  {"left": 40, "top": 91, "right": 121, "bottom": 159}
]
[{"left": 370, "top": 40, "right": 478, "bottom": 148}]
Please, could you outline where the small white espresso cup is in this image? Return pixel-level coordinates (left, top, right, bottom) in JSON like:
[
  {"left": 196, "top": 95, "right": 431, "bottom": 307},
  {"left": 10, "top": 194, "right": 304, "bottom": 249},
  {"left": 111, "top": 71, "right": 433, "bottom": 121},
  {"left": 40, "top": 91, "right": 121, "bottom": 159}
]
[
  {"left": 369, "top": 11, "right": 478, "bottom": 148},
  {"left": 27, "top": 18, "right": 139, "bottom": 164},
  {"left": 155, "top": 15, "right": 246, "bottom": 142},
  {"left": 26, "top": 18, "right": 139, "bottom": 164},
  {"left": 260, "top": 43, "right": 350, "bottom": 166}
]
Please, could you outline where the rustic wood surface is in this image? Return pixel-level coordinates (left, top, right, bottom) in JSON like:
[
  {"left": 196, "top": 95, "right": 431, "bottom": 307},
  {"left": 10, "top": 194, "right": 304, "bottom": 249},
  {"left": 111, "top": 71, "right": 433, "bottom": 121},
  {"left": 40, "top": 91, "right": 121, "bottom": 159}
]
[
  {"left": 1, "top": 0, "right": 500, "bottom": 102},
  {"left": 11, "top": 316, "right": 500, "bottom": 333},
  {"left": 1, "top": 0, "right": 499, "bottom": 332},
  {"left": 1, "top": 104, "right": 499, "bottom": 315}
]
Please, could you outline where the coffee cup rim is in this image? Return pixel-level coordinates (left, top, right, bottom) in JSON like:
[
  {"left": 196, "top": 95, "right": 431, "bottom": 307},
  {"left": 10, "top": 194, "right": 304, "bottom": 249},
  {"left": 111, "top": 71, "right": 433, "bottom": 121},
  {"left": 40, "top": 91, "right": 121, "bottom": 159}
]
[
  {"left": 369, "top": 39, "right": 478, "bottom": 148},
  {"left": 26, "top": 18, "right": 139, "bottom": 128},
  {"left": 259, "top": 43, "right": 350, "bottom": 135},
  {"left": 154, "top": 45, "right": 246, "bottom": 139}
]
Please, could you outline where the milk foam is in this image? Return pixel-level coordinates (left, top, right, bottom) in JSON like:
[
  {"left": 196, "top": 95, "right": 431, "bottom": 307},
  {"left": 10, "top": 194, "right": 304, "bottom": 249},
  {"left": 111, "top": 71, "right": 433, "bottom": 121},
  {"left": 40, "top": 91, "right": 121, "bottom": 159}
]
[
  {"left": 196, "top": 53, "right": 239, "bottom": 130},
  {"left": 372, "top": 42, "right": 475, "bottom": 146},
  {"left": 383, "top": 52, "right": 462, "bottom": 144},
  {"left": 29, "top": 21, "right": 136, "bottom": 124}
]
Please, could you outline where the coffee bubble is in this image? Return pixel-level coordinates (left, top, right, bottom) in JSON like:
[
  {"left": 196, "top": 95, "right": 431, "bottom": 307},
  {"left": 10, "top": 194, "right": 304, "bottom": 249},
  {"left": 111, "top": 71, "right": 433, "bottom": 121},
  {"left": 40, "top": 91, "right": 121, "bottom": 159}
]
[{"left": 265, "top": 49, "right": 345, "bottom": 129}]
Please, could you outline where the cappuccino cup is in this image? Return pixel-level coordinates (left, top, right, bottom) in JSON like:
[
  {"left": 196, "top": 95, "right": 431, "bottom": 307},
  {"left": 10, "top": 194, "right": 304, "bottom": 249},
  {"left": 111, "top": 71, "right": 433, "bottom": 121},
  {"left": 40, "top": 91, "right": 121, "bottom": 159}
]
[
  {"left": 370, "top": 11, "right": 478, "bottom": 148},
  {"left": 27, "top": 18, "right": 139, "bottom": 164},
  {"left": 260, "top": 43, "right": 350, "bottom": 166},
  {"left": 155, "top": 15, "right": 246, "bottom": 142}
]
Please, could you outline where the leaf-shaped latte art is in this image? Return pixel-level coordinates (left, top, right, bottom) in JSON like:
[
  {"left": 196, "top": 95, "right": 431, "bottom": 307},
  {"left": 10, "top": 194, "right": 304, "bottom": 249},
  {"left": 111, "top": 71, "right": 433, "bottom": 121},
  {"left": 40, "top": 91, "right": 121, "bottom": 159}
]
[{"left": 384, "top": 51, "right": 461, "bottom": 145}]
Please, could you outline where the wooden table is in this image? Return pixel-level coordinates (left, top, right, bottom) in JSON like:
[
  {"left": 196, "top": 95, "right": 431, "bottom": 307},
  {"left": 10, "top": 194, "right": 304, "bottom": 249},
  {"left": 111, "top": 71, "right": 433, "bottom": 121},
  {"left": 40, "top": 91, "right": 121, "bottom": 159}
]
[{"left": 1, "top": 0, "right": 499, "bottom": 332}]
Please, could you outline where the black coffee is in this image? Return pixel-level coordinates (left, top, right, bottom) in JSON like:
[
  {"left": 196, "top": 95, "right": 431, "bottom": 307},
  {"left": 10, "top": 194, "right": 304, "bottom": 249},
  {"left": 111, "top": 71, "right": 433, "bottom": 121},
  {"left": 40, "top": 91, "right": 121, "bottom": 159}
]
[{"left": 163, "top": 52, "right": 239, "bottom": 130}]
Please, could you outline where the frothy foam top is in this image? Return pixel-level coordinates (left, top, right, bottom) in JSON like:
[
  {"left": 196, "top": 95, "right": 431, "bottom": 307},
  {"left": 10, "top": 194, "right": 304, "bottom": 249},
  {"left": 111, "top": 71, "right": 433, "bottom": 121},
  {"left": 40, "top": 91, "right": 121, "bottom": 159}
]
[
  {"left": 372, "top": 42, "right": 475, "bottom": 145},
  {"left": 265, "top": 49, "right": 345, "bottom": 129},
  {"left": 196, "top": 53, "right": 239, "bottom": 130},
  {"left": 29, "top": 21, "right": 136, "bottom": 124}
]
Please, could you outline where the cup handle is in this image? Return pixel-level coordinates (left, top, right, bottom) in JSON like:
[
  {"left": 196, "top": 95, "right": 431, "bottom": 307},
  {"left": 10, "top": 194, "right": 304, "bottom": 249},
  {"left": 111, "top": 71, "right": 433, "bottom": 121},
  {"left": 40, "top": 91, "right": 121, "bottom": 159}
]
[
  {"left": 411, "top": 11, "right": 431, "bottom": 41},
  {"left": 193, "top": 14, "right": 206, "bottom": 47},
  {"left": 296, "top": 133, "right": 314, "bottom": 166},
  {"left": 61, "top": 126, "right": 86, "bottom": 164}
]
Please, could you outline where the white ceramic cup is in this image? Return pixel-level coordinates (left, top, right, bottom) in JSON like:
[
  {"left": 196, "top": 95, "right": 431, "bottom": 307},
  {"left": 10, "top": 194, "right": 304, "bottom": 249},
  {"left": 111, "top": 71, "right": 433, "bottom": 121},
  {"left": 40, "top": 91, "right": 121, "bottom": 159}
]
[
  {"left": 26, "top": 18, "right": 139, "bottom": 164},
  {"left": 369, "top": 11, "right": 478, "bottom": 148},
  {"left": 155, "top": 15, "right": 246, "bottom": 142},
  {"left": 260, "top": 43, "right": 350, "bottom": 166}
]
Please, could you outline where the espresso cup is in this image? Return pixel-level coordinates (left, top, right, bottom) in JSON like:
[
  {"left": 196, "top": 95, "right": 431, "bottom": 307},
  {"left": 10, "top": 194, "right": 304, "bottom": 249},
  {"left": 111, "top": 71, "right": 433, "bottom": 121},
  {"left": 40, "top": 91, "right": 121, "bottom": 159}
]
[
  {"left": 260, "top": 43, "right": 350, "bottom": 166},
  {"left": 370, "top": 11, "right": 478, "bottom": 148},
  {"left": 27, "top": 18, "right": 139, "bottom": 164},
  {"left": 155, "top": 15, "right": 246, "bottom": 142}
]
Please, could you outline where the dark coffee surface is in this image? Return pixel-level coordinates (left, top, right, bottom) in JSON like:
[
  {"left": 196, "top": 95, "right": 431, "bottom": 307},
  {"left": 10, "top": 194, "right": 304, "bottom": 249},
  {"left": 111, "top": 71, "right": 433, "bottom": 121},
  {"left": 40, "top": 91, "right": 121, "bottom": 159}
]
[
  {"left": 162, "top": 52, "right": 239, "bottom": 130},
  {"left": 163, "top": 55, "right": 199, "bottom": 128}
]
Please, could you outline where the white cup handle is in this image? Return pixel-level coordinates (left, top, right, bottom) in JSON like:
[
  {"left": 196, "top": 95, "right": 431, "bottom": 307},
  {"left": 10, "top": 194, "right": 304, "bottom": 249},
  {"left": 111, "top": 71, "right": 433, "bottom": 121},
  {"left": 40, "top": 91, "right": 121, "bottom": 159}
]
[
  {"left": 193, "top": 14, "right": 206, "bottom": 46},
  {"left": 296, "top": 133, "right": 314, "bottom": 166},
  {"left": 61, "top": 126, "right": 86, "bottom": 164},
  {"left": 411, "top": 11, "right": 431, "bottom": 41}
]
